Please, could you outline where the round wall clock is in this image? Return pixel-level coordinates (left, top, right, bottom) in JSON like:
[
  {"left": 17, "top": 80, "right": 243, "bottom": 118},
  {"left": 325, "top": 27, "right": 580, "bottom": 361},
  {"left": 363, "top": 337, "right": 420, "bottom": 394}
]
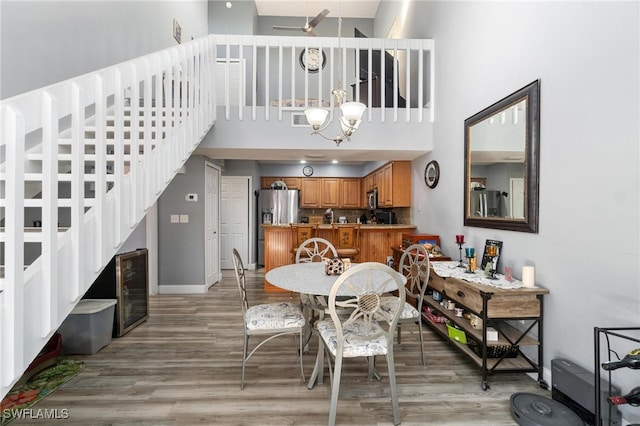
[
  {"left": 299, "top": 48, "right": 326, "bottom": 73},
  {"left": 302, "top": 165, "right": 314, "bottom": 176},
  {"left": 424, "top": 160, "right": 440, "bottom": 188}
]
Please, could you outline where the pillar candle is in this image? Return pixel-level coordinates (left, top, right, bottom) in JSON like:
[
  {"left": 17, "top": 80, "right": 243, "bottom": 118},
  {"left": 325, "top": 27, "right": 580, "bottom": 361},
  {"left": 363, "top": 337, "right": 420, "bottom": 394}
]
[
  {"left": 456, "top": 234, "right": 464, "bottom": 244},
  {"left": 522, "top": 266, "right": 535, "bottom": 288}
]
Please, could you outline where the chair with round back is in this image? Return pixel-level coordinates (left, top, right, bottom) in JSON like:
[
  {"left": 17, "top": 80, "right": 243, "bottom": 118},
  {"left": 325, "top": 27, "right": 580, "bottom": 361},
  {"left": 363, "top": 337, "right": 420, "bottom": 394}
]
[
  {"left": 379, "top": 243, "right": 430, "bottom": 365},
  {"left": 295, "top": 237, "right": 338, "bottom": 343},
  {"left": 231, "top": 248, "right": 306, "bottom": 389},
  {"left": 316, "top": 262, "right": 405, "bottom": 426},
  {"left": 295, "top": 237, "right": 337, "bottom": 263}
]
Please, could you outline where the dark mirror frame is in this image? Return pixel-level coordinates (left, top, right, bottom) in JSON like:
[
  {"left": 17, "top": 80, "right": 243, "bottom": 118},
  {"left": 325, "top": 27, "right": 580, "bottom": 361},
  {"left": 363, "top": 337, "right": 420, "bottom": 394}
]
[{"left": 464, "top": 80, "right": 540, "bottom": 233}]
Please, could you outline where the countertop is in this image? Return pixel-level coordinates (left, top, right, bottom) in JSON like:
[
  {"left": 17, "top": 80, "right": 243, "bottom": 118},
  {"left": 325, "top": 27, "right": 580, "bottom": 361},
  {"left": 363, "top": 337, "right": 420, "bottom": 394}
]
[{"left": 261, "top": 223, "right": 416, "bottom": 230}]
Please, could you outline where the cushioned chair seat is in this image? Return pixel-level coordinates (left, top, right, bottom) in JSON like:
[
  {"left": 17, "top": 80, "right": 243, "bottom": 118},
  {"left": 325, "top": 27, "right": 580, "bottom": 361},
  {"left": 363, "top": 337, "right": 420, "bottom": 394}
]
[
  {"left": 245, "top": 302, "right": 306, "bottom": 330},
  {"left": 317, "top": 319, "right": 388, "bottom": 358},
  {"left": 379, "top": 297, "right": 420, "bottom": 320}
]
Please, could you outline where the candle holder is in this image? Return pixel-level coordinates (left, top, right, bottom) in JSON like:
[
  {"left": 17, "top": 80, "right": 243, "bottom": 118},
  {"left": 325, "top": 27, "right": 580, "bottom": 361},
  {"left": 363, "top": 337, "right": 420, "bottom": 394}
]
[
  {"left": 464, "top": 247, "right": 475, "bottom": 274},
  {"left": 485, "top": 244, "right": 498, "bottom": 279},
  {"left": 455, "top": 235, "right": 465, "bottom": 268}
]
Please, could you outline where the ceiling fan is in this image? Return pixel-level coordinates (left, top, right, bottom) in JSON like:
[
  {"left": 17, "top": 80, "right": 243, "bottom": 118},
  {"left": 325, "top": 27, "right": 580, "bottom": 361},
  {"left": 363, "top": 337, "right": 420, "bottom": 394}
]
[{"left": 273, "top": 8, "right": 329, "bottom": 36}]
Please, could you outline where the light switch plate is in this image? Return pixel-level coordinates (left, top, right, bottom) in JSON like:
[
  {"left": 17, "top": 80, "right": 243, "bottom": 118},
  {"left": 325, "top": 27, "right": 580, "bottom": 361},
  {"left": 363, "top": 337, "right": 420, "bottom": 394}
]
[
  {"left": 170, "top": 214, "right": 179, "bottom": 223},
  {"left": 179, "top": 214, "right": 189, "bottom": 223}
]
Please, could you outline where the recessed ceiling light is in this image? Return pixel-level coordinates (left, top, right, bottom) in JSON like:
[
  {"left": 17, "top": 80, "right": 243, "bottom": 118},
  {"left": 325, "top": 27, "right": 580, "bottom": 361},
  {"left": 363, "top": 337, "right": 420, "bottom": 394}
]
[
  {"left": 332, "top": 160, "right": 339, "bottom": 164},
  {"left": 300, "top": 160, "right": 307, "bottom": 164},
  {"left": 226, "top": 2, "right": 232, "bottom": 9}
]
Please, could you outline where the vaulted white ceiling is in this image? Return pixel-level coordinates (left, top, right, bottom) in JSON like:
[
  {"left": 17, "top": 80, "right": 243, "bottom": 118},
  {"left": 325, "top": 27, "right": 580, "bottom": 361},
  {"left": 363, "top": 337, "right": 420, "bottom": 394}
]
[{"left": 253, "top": 0, "right": 380, "bottom": 19}]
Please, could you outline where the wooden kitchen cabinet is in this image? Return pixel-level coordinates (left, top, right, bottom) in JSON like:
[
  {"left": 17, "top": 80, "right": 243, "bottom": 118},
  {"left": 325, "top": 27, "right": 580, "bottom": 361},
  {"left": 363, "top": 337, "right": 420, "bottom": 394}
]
[
  {"left": 299, "top": 177, "right": 362, "bottom": 208},
  {"left": 300, "top": 178, "right": 322, "bottom": 207},
  {"left": 380, "top": 163, "right": 393, "bottom": 206},
  {"left": 341, "top": 178, "right": 362, "bottom": 208},
  {"left": 321, "top": 178, "right": 340, "bottom": 208},
  {"left": 260, "top": 177, "right": 301, "bottom": 189},
  {"left": 364, "top": 161, "right": 411, "bottom": 207},
  {"left": 363, "top": 174, "right": 375, "bottom": 192}
]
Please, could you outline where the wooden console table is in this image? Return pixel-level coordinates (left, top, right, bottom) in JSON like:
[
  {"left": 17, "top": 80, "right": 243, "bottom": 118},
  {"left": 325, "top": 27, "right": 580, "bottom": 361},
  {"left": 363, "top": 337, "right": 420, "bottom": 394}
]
[{"left": 424, "top": 265, "right": 549, "bottom": 390}]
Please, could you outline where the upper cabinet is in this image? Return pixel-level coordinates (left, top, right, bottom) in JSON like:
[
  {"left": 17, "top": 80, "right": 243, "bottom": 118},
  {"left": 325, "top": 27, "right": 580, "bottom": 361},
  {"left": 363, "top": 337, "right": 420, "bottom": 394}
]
[
  {"left": 320, "top": 178, "right": 340, "bottom": 208},
  {"left": 366, "top": 161, "right": 411, "bottom": 207},
  {"left": 341, "top": 178, "right": 362, "bottom": 209},
  {"left": 263, "top": 161, "right": 409, "bottom": 209},
  {"left": 300, "top": 177, "right": 361, "bottom": 209},
  {"left": 260, "top": 177, "right": 301, "bottom": 189},
  {"left": 363, "top": 174, "right": 375, "bottom": 192},
  {"left": 300, "top": 178, "right": 322, "bottom": 208}
]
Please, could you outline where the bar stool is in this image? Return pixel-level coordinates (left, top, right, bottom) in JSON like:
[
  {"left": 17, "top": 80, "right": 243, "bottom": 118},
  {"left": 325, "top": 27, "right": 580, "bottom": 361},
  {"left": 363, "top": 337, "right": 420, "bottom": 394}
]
[
  {"left": 290, "top": 224, "right": 318, "bottom": 262},
  {"left": 331, "top": 223, "right": 361, "bottom": 262}
]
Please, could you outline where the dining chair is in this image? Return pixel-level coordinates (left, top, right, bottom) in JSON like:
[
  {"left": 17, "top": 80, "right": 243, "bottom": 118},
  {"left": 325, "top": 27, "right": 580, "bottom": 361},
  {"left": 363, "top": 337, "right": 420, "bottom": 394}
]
[
  {"left": 316, "top": 262, "right": 405, "bottom": 426},
  {"left": 295, "top": 238, "right": 338, "bottom": 347},
  {"left": 295, "top": 237, "right": 337, "bottom": 264},
  {"left": 379, "top": 243, "right": 430, "bottom": 366},
  {"left": 331, "top": 223, "right": 361, "bottom": 261},
  {"left": 231, "top": 248, "right": 306, "bottom": 390},
  {"left": 290, "top": 223, "right": 319, "bottom": 262}
]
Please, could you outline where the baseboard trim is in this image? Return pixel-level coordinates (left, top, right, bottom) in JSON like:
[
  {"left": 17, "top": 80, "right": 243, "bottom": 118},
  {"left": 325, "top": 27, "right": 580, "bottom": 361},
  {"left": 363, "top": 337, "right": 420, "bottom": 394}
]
[{"left": 159, "top": 284, "right": 208, "bottom": 294}]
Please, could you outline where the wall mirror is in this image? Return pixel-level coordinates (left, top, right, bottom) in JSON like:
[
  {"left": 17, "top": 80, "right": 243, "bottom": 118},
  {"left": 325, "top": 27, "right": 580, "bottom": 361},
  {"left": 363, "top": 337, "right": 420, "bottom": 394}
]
[{"left": 464, "top": 80, "right": 540, "bottom": 233}]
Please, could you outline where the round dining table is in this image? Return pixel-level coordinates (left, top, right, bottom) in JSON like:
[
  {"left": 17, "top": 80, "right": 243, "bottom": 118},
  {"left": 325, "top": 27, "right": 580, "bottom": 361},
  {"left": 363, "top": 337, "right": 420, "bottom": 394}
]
[
  {"left": 265, "top": 262, "right": 405, "bottom": 296},
  {"left": 265, "top": 262, "right": 407, "bottom": 390}
]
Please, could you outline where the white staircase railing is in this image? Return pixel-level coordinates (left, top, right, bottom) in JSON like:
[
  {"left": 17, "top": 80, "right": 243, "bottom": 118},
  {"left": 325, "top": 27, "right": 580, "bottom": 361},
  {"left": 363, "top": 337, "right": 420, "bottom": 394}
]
[{"left": 0, "top": 36, "right": 216, "bottom": 398}]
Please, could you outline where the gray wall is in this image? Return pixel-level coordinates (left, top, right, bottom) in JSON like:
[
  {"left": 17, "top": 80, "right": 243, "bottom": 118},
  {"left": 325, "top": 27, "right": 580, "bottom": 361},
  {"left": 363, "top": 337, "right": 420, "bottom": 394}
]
[
  {"left": 1, "top": 0, "right": 208, "bottom": 99},
  {"left": 158, "top": 155, "right": 207, "bottom": 286},
  {"left": 392, "top": 0, "right": 639, "bottom": 401}
]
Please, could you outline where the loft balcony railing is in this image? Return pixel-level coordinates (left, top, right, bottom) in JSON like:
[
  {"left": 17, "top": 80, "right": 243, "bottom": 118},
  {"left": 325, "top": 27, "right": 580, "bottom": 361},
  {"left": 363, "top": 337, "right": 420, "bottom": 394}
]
[
  {"left": 0, "top": 33, "right": 434, "bottom": 398},
  {"left": 211, "top": 34, "right": 434, "bottom": 124}
]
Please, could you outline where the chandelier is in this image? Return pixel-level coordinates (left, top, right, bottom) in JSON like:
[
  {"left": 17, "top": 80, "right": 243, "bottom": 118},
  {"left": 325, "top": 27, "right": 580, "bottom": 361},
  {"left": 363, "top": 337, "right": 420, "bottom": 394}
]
[{"left": 304, "top": 8, "right": 366, "bottom": 146}]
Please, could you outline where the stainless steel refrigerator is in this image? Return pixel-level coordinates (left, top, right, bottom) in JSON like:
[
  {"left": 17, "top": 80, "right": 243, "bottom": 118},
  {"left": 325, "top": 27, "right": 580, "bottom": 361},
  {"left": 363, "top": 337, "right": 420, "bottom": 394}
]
[
  {"left": 257, "top": 189, "right": 300, "bottom": 266},
  {"left": 470, "top": 189, "right": 503, "bottom": 218}
]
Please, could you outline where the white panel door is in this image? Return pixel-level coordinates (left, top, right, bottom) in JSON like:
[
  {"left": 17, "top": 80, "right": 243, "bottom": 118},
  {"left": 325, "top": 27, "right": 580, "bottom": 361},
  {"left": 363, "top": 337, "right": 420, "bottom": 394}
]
[
  {"left": 220, "top": 176, "right": 250, "bottom": 269},
  {"left": 205, "top": 163, "right": 220, "bottom": 287}
]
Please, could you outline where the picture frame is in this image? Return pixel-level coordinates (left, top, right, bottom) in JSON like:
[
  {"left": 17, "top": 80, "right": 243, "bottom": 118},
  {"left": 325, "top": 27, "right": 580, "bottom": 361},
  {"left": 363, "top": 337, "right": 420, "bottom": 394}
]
[
  {"left": 480, "top": 239, "right": 503, "bottom": 271},
  {"left": 173, "top": 19, "right": 182, "bottom": 44},
  {"left": 424, "top": 160, "right": 440, "bottom": 188}
]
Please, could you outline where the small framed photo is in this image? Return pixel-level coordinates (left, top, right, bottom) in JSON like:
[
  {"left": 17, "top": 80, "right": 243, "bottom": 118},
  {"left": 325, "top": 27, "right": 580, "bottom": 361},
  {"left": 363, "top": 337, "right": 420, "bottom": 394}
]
[
  {"left": 480, "top": 239, "right": 503, "bottom": 271},
  {"left": 173, "top": 19, "right": 182, "bottom": 44}
]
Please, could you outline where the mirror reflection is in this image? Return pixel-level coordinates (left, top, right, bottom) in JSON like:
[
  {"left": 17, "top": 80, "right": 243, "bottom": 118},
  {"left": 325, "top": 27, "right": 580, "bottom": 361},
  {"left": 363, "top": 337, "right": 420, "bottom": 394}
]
[
  {"left": 469, "top": 99, "right": 526, "bottom": 219},
  {"left": 464, "top": 80, "right": 540, "bottom": 233}
]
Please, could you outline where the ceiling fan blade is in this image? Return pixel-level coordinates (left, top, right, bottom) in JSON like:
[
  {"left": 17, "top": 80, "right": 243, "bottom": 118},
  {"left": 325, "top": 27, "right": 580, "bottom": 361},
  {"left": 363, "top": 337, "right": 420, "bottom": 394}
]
[{"left": 307, "top": 8, "right": 329, "bottom": 29}]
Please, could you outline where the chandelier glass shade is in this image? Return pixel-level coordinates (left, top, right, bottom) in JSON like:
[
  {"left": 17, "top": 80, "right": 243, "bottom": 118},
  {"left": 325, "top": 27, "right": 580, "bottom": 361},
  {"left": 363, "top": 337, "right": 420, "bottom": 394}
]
[{"left": 304, "top": 90, "right": 366, "bottom": 146}]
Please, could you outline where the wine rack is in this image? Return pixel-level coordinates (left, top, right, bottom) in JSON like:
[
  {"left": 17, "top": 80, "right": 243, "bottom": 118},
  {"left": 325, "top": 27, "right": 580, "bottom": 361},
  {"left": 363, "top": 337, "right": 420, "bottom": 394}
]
[{"left": 594, "top": 326, "right": 640, "bottom": 426}]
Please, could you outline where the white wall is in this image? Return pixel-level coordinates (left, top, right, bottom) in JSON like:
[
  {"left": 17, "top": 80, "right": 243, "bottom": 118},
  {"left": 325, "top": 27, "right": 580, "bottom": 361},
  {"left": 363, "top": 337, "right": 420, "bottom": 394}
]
[
  {"left": 394, "top": 0, "right": 639, "bottom": 400},
  {"left": 0, "top": 0, "right": 208, "bottom": 99}
]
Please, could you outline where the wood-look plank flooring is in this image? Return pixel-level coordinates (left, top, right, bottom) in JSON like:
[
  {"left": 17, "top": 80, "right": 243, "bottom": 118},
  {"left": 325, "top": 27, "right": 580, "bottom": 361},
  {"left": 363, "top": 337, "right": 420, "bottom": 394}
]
[{"left": 14, "top": 269, "right": 550, "bottom": 425}]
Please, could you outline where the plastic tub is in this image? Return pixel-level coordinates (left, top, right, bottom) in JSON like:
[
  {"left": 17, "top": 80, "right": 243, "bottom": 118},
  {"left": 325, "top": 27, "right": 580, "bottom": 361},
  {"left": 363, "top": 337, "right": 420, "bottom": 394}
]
[{"left": 58, "top": 299, "right": 117, "bottom": 354}]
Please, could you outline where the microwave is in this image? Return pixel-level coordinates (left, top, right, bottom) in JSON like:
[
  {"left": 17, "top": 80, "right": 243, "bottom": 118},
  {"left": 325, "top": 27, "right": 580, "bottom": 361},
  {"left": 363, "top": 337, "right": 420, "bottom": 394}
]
[{"left": 366, "top": 188, "right": 378, "bottom": 210}]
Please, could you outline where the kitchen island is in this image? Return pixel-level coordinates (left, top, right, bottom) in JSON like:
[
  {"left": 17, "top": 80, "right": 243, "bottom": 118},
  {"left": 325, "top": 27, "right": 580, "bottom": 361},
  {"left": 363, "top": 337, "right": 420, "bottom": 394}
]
[{"left": 263, "top": 223, "right": 416, "bottom": 292}]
